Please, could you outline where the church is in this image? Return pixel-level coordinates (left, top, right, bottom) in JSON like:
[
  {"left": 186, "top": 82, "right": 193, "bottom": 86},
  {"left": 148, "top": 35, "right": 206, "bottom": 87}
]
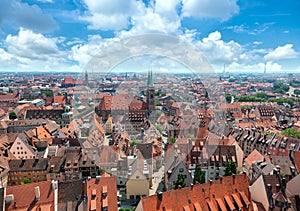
[{"left": 95, "top": 70, "right": 155, "bottom": 134}]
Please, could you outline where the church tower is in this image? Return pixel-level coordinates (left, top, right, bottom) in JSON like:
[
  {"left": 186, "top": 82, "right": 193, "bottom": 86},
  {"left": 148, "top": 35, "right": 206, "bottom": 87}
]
[
  {"left": 85, "top": 70, "right": 89, "bottom": 86},
  {"left": 146, "top": 69, "right": 155, "bottom": 118}
]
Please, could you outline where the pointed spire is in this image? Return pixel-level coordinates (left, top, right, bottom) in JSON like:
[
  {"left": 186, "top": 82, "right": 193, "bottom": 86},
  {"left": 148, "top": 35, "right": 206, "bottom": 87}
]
[{"left": 147, "top": 68, "right": 154, "bottom": 88}]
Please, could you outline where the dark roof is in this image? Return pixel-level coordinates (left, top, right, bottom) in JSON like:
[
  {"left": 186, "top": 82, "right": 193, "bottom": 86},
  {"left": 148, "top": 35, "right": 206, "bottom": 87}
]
[
  {"left": 9, "top": 158, "right": 49, "bottom": 172},
  {"left": 136, "top": 143, "right": 153, "bottom": 160},
  {"left": 0, "top": 188, "right": 4, "bottom": 211},
  {"left": 58, "top": 179, "right": 84, "bottom": 210}
]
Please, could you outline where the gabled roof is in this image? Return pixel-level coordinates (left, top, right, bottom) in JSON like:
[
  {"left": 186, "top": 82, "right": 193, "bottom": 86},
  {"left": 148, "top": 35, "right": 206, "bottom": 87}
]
[
  {"left": 5, "top": 181, "right": 54, "bottom": 210},
  {"left": 140, "top": 174, "right": 253, "bottom": 211},
  {"left": 86, "top": 176, "right": 118, "bottom": 211},
  {"left": 245, "top": 149, "right": 264, "bottom": 167}
]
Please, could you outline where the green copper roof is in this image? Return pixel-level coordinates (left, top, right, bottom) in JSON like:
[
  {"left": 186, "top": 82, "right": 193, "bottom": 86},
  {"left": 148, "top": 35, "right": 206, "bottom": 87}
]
[{"left": 147, "top": 69, "right": 154, "bottom": 87}]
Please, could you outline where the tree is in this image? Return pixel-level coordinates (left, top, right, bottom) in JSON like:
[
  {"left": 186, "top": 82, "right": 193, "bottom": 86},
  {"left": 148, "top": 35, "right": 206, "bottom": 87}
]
[
  {"left": 225, "top": 94, "right": 231, "bottom": 103},
  {"left": 224, "top": 162, "right": 237, "bottom": 176},
  {"left": 173, "top": 173, "right": 186, "bottom": 189},
  {"left": 20, "top": 178, "right": 32, "bottom": 185},
  {"left": 9, "top": 111, "right": 17, "bottom": 120},
  {"left": 282, "top": 128, "right": 300, "bottom": 139},
  {"left": 193, "top": 164, "right": 205, "bottom": 184},
  {"left": 169, "top": 136, "right": 175, "bottom": 144},
  {"left": 205, "top": 90, "right": 209, "bottom": 98}
]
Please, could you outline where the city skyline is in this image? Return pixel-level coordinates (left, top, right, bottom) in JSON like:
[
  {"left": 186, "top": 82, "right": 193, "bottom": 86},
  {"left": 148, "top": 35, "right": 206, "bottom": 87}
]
[{"left": 0, "top": 0, "right": 299, "bottom": 73}]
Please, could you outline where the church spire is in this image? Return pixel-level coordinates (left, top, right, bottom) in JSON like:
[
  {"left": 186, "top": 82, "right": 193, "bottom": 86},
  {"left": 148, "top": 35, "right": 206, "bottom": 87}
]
[{"left": 147, "top": 68, "right": 154, "bottom": 88}]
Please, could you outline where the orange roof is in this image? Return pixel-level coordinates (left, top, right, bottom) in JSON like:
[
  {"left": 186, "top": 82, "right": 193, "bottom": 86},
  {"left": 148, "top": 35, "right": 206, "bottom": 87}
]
[
  {"left": 86, "top": 176, "right": 118, "bottom": 211},
  {"left": 244, "top": 149, "right": 264, "bottom": 167},
  {"left": 140, "top": 174, "right": 253, "bottom": 211},
  {"left": 294, "top": 151, "right": 300, "bottom": 173},
  {"left": 54, "top": 95, "right": 66, "bottom": 105},
  {"left": 6, "top": 181, "right": 54, "bottom": 210}
]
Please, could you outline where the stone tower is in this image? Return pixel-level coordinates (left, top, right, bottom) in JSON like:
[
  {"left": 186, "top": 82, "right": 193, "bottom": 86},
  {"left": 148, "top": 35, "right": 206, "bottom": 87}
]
[{"left": 146, "top": 69, "right": 155, "bottom": 118}]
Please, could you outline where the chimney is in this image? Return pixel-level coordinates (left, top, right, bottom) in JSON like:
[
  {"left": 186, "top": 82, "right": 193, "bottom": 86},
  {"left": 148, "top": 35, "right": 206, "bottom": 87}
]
[
  {"left": 209, "top": 180, "right": 213, "bottom": 185},
  {"left": 273, "top": 168, "right": 278, "bottom": 175},
  {"left": 276, "top": 165, "right": 281, "bottom": 174},
  {"left": 96, "top": 175, "right": 100, "bottom": 181},
  {"left": 191, "top": 183, "right": 194, "bottom": 190},
  {"left": 290, "top": 166, "right": 296, "bottom": 177},
  {"left": 232, "top": 174, "right": 236, "bottom": 184},
  {"left": 52, "top": 180, "right": 58, "bottom": 211},
  {"left": 219, "top": 176, "right": 223, "bottom": 184},
  {"left": 275, "top": 184, "right": 281, "bottom": 192},
  {"left": 158, "top": 192, "right": 163, "bottom": 201},
  {"left": 5, "top": 194, "right": 14, "bottom": 204},
  {"left": 35, "top": 186, "right": 41, "bottom": 201}
]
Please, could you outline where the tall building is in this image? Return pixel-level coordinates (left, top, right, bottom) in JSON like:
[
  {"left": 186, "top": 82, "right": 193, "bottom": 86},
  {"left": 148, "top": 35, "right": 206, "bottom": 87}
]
[{"left": 146, "top": 69, "right": 155, "bottom": 118}]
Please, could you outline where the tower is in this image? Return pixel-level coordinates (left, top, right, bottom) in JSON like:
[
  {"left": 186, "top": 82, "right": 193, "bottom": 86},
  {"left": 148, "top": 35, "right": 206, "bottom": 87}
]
[
  {"left": 146, "top": 69, "right": 155, "bottom": 118},
  {"left": 85, "top": 70, "right": 89, "bottom": 86},
  {"left": 264, "top": 62, "right": 267, "bottom": 74}
]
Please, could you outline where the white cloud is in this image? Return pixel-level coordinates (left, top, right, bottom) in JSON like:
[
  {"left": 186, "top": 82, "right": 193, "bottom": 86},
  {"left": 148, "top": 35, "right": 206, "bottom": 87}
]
[
  {"left": 80, "top": 0, "right": 143, "bottom": 30},
  {"left": 69, "top": 35, "right": 119, "bottom": 68},
  {"left": 264, "top": 44, "right": 298, "bottom": 61},
  {"left": 0, "top": 0, "right": 57, "bottom": 32},
  {"left": 195, "top": 31, "right": 243, "bottom": 64},
  {"left": 224, "top": 61, "right": 282, "bottom": 72},
  {"left": 181, "top": 0, "right": 239, "bottom": 21},
  {"left": 253, "top": 41, "right": 263, "bottom": 45},
  {"left": 37, "top": 0, "right": 53, "bottom": 3},
  {"left": 0, "top": 28, "right": 72, "bottom": 71},
  {"left": 6, "top": 28, "right": 60, "bottom": 60}
]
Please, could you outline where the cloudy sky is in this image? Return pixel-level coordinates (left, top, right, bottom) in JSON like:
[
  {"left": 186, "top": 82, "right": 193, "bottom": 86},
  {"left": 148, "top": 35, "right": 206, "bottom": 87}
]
[{"left": 0, "top": 0, "right": 299, "bottom": 73}]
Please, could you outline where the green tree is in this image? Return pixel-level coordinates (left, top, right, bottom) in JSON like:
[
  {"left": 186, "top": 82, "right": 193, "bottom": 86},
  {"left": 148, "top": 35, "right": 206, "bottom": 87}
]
[
  {"left": 173, "top": 173, "right": 186, "bottom": 189},
  {"left": 205, "top": 90, "right": 209, "bottom": 98},
  {"left": 225, "top": 94, "right": 231, "bottom": 103},
  {"left": 9, "top": 111, "right": 17, "bottom": 120},
  {"left": 224, "top": 162, "right": 237, "bottom": 176},
  {"left": 20, "top": 178, "right": 32, "bottom": 185},
  {"left": 169, "top": 136, "right": 175, "bottom": 144},
  {"left": 255, "top": 92, "right": 267, "bottom": 99},
  {"left": 193, "top": 164, "right": 205, "bottom": 184},
  {"left": 282, "top": 128, "right": 300, "bottom": 139}
]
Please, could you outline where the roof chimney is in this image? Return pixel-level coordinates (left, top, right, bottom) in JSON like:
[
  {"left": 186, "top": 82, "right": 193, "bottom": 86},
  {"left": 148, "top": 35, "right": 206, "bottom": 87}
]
[
  {"left": 191, "top": 183, "right": 194, "bottom": 190},
  {"left": 35, "top": 186, "right": 41, "bottom": 201},
  {"left": 290, "top": 166, "right": 296, "bottom": 177},
  {"left": 5, "top": 194, "right": 14, "bottom": 204},
  {"left": 219, "top": 176, "right": 223, "bottom": 184},
  {"left": 96, "top": 175, "right": 100, "bottom": 181},
  {"left": 276, "top": 184, "right": 281, "bottom": 192},
  {"left": 158, "top": 192, "right": 163, "bottom": 201},
  {"left": 232, "top": 174, "right": 236, "bottom": 184}
]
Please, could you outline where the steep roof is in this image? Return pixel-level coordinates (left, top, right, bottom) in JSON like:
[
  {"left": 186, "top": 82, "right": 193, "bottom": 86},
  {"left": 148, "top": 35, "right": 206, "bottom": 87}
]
[
  {"left": 140, "top": 174, "right": 253, "bottom": 211},
  {"left": 245, "top": 149, "right": 264, "bottom": 167},
  {"left": 86, "top": 176, "right": 118, "bottom": 211},
  {"left": 5, "top": 181, "right": 54, "bottom": 210},
  {"left": 9, "top": 158, "right": 49, "bottom": 172}
]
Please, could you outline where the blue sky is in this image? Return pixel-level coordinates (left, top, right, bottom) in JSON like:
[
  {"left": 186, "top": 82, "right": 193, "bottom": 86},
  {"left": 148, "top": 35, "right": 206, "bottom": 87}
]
[{"left": 0, "top": 0, "right": 299, "bottom": 73}]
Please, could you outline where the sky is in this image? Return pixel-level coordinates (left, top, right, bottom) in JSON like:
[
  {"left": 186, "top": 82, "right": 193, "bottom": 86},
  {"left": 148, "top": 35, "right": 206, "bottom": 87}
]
[{"left": 0, "top": 0, "right": 299, "bottom": 73}]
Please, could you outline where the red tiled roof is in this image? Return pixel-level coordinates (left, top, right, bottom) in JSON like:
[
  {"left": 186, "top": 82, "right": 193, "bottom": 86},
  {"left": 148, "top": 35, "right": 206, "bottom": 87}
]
[
  {"left": 6, "top": 181, "right": 54, "bottom": 210},
  {"left": 62, "top": 77, "right": 75, "bottom": 84},
  {"left": 294, "top": 151, "right": 300, "bottom": 173},
  {"left": 54, "top": 95, "right": 66, "bottom": 105},
  {"left": 245, "top": 149, "right": 264, "bottom": 167},
  {"left": 140, "top": 174, "right": 253, "bottom": 211},
  {"left": 86, "top": 176, "right": 118, "bottom": 211}
]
